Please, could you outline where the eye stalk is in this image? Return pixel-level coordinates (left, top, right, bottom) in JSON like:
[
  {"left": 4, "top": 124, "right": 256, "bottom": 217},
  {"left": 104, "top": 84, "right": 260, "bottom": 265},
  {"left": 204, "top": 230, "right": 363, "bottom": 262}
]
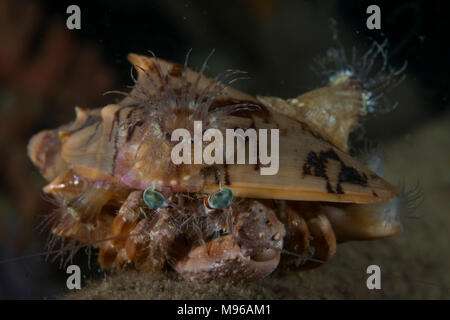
[
  {"left": 143, "top": 186, "right": 168, "bottom": 208},
  {"left": 206, "top": 187, "right": 233, "bottom": 209}
]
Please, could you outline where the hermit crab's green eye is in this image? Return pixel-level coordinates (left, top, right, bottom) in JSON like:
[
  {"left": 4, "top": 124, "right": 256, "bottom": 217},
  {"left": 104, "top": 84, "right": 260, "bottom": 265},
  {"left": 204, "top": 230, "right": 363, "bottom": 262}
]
[
  {"left": 143, "top": 187, "right": 168, "bottom": 208},
  {"left": 208, "top": 187, "right": 233, "bottom": 209}
]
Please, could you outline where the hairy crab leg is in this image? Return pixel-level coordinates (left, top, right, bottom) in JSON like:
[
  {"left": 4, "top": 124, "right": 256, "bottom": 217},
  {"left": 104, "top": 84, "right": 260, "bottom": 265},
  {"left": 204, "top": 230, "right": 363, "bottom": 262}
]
[
  {"left": 98, "top": 190, "right": 143, "bottom": 268},
  {"left": 99, "top": 190, "right": 178, "bottom": 271}
]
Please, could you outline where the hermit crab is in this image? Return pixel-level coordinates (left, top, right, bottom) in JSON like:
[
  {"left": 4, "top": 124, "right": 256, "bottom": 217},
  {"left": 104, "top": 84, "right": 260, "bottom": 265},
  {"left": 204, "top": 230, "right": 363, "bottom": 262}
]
[{"left": 28, "top": 45, "right": 406, "bottom": 283}]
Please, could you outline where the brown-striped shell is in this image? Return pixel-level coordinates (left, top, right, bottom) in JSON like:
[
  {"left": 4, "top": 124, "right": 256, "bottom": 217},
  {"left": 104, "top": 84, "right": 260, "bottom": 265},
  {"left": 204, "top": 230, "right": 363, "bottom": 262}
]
[{"left": 33, "top": 53, "right": 396, "bottom": 203}]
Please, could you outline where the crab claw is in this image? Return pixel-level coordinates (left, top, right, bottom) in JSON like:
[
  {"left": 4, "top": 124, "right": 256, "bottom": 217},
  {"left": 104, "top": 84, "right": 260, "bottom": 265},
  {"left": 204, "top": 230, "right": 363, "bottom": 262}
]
[{"left": 174, "top": 201, "right": 286, "bottom": 283}]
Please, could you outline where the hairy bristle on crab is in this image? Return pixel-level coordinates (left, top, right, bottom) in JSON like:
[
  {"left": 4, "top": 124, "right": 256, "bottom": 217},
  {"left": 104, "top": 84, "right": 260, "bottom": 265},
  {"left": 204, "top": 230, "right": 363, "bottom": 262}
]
[
  {"left": 35, "top": 175, "right": 126, "bottom": 266},
  {"left": 116, "top": 51, "right": 260, "bottom": 134}
]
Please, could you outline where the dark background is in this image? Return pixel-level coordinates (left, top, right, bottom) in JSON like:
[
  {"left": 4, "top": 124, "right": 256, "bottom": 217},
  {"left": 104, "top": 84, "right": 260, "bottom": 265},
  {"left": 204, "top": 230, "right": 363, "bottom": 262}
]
[{"left": 0, "top": 0, "right": 449, "bottom": 299}]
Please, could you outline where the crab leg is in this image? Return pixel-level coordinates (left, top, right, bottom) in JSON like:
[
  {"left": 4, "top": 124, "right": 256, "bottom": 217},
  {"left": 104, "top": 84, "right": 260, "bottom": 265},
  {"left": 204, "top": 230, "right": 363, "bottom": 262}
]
[
  {"left": 301, "top": 212, "right": 337, "bottom": 269},
  {"left": 98, "top": 190, "right": 178, "bottom": 271},
  {"left": 119, "top": 210, "right": 175, "bottom": 271},
  {"left": 277, "top": 202, "right": 336, "bottom": 270},
  {"left": 98, "top": 190, "right": 143, "bottom": 268}
]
